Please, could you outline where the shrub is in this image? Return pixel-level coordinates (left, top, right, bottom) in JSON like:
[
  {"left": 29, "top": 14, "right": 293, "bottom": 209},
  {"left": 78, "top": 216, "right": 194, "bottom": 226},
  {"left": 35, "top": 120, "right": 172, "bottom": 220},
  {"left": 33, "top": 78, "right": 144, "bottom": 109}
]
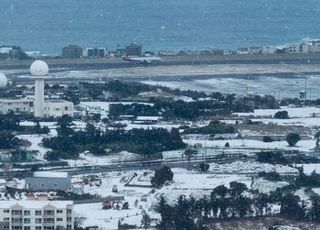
[
  {"left": 274, "top": 111, "right": 289, "bottom": 119},
  {"left": 199, "top": 162, "right": 210, "bottom": 172},
  {"left": 151, "top": 166, "right": 174, "bottom": 188},
  {"left": 286, "top": 133, "right": 301, "bottom": 147}
]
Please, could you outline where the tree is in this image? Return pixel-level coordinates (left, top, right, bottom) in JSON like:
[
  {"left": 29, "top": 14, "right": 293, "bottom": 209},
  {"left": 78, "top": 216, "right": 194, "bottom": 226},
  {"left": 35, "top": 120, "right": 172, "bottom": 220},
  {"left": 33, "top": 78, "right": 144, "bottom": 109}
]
[
  {"left": 274, "top": 110, "right": 289, "bottom": 119},
  {"left": 184, "top": 149, "right": 197, "bottom": 169},
  {"left": 199, "top": 162, "right": 209, "bottom": 172},
  {"left": 141, "top": 212, "right": 151, "bottom": 230},
  {"left": 151, "top": 166, "right": 174, "bottom": 188},
  {"left": 280, "top": 194, "right": 305, "bottom": 219},
  {"left": 262, "top": 136, "right": 274, "bottom": 142},
  {"left": 286, "top": 133, "right": 301, "bottom": 147},
  {"left": 257, "top": 151, "right": 287, "bottom": 165},
  {"left": 310, "top": 194, "right": 320, "bottom": 222}
]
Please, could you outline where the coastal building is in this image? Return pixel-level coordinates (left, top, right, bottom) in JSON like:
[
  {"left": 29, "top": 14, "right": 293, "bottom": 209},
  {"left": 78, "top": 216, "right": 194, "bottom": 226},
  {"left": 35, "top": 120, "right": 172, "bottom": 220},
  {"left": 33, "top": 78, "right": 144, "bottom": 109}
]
[
  {"left": 83, "top": 47, "right": 107, "bottom": 58},
  {"left": 125, "top": 43, "right": 142, "bottom": 56},
  {"left": 62, "top": 45, "right": 83, "bottom": 59},
  {"left": 0, "top": 99, "right": 34, "bottom": 114},
  {"left": 0, "top": 200, "right": 74, "bottom": 230},
  {"left": 44, "top": 100, "right": 74, "bottom": 118},
  {"left": 25, "top": 171, "right": 72, "bottom": 191},
  {"left": 0, "top": 46, "right": 27, "bottom": 60}
]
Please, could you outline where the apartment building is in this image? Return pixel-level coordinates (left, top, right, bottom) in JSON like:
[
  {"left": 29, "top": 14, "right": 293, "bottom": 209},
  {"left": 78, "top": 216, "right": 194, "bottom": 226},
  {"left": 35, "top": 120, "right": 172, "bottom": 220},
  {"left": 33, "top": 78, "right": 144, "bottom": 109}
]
[{"left": 0, "top": 200, "right": 73, "bottom": 230}]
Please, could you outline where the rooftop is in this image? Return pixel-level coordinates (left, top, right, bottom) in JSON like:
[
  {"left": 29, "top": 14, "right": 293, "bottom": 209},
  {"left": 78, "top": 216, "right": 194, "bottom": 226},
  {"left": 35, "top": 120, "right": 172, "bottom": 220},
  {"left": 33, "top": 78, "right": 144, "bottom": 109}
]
[
  {"left": 0, "top": 200, "right": 73, "bottom": 209},
  {"left": 33, "top": 171, "right": 69, "bottom": 178}
]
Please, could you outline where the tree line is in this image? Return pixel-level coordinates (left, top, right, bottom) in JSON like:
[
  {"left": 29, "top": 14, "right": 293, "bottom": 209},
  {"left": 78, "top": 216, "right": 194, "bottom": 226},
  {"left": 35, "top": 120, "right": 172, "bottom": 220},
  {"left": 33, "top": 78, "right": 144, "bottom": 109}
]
[
  {"left": 156, "top": 181, "right": 320, "bottom": 229},
  {"left": 43, "top": 116, "right": 186, "bottom": 160}
]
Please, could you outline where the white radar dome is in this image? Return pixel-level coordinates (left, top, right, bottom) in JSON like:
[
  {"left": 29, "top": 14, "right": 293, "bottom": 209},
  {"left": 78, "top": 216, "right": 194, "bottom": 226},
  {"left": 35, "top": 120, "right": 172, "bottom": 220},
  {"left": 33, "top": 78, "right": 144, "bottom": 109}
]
[
  {"left": 30, "top": 60, "right": 49, "bottom": 76},
  {"left": 0, "top": 73, "right": 8, "bottom": 88}
]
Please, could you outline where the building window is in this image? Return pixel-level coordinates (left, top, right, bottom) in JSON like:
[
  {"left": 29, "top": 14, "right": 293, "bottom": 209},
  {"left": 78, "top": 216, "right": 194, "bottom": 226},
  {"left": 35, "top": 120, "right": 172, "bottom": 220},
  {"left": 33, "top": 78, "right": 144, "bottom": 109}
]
[
  {"left": 67, "top": 217, "right": 72, "bottom": 222},
  {"left": 11, "top": 210, "right": 22, "bottom": 215},
  {"left": 35, "top": 210, "right": 42, "bottom": 216},
  {"left": 24, "top": 226, "right": 30, "bottom": 230},
  {"left": 24, "top": 210, "right": 30, "bottom": 216},
  {"left": 35, "top": 218, "right": 42, "bottom": 223},
  {"left": 67, "top": 225, "right": 72, "bottom": 230},
  {"left": 57, "top": 218, "right": 63, "bottom": 221},
  {"left": 41, "top": 184, "right": 45, "bottom": 187},
  {"left": 44, "top": 210, "right": 54, "bottom": 216},
  {"left": 35, "top": 227, "right": 42, "bottom": 230},
  {"left": 67, "top": 209, "right": 72, "bottom": 214},
  {"left": 24, "top": 218, "right": 30, "bottom": 223},
  {"left": 4, "top": 217, "right": 9, "bottom": 221},
  {"left": 3, "top": 209, "right": 9, "bottom": 213},
  {"left": 57, "top": 209, "right": 63, "bottom": 214}
]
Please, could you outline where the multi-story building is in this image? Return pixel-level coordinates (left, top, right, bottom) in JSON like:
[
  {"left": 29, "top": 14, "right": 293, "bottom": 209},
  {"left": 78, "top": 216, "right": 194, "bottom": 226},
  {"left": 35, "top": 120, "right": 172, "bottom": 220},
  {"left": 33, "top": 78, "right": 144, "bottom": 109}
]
[
  {"left": 83, "top": 47, "right": 107, "bottom": 58},
  {"left": 0, "top": 99, "right": 34, "bottom": 114},
  {"left": 43, "top": 100, "right": 74, "bottom": 118},
  {"left": 0, "top": 200, "right": 74, "bottom": 230},
  {"left": 125, "top": 43, "right": 142, "bottom": 56},
  {"left": 62, "top": 45, "right": 83, "bottom": 59}
]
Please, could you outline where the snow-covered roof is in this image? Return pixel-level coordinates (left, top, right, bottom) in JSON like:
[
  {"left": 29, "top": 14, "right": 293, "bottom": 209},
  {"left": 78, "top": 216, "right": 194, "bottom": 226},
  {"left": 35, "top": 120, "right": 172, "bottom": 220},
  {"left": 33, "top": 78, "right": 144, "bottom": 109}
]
[
  {"left": 136, "top": 116, "right": 161, "bottom": 121},
  {"left": 33, "top": 171, "right": 69, "bottom": 179},
  {"left": 0, "top": 200, "right": 73, "bottom": 209}
]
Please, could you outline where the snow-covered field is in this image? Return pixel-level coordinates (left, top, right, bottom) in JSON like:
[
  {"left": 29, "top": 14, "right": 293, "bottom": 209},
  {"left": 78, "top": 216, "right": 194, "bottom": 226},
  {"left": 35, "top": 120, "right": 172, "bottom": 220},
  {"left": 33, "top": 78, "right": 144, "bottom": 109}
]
[
  {"left": 234, "top": 106, "right": 320, "bottom": 128},
  {"left": 184, "top": 138, "right": 316, "bottom": 152},
  {"left": 208, "top": 161, "right": 298, "bottom": 175}
]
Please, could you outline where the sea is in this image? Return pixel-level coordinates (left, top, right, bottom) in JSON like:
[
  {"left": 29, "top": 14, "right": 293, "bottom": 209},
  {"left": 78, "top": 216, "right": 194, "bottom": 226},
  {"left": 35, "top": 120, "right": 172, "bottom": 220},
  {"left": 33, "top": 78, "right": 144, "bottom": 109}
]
[{"left": 1, "top": 0, "right": 320, "bottom": 55}]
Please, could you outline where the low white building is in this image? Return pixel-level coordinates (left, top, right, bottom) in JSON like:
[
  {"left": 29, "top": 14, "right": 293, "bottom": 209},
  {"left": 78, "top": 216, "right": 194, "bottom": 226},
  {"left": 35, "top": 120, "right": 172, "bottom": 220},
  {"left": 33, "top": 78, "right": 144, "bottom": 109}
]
[
  {"left": 0, "top": 99, "right": 34, "bottom": 114},
  {"left": 0, "top": 99, "right": 73, "bottom": 118},
  {"left": 0, "top": 200, "right": 74, "bottom": 230},
  {"left": 44, "top": 100, "right": 74, "bottom": 118}
]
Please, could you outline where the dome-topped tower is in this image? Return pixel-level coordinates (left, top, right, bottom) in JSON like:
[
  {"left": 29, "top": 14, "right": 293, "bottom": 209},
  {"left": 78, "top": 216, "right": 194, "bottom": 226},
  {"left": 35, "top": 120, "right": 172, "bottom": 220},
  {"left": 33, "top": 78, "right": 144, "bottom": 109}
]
[
  {"left": 30, "top": 60, "right": 48, "bottom": 118},
  {"left": 30, "top": 60, "right": 49, "bottom": 77},
  {"left": 0, "top": 73, "right": 8, "bottom": 88}
]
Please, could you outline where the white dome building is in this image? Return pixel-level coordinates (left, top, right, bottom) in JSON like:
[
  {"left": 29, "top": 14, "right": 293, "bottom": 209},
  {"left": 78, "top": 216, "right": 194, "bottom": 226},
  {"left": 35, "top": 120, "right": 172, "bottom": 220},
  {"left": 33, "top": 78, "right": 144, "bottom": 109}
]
[
  {"left": 30, "top": 60, "right": 48, "bottom": 118},
  {"left": 0, "top": 60, "right": 73, "bottom": 118},
  {"left": 30, "top": 60, "right": 49, "bottom": 77},
  {"left": 0, "top": 73, "right": 8, "bottom": 88}
]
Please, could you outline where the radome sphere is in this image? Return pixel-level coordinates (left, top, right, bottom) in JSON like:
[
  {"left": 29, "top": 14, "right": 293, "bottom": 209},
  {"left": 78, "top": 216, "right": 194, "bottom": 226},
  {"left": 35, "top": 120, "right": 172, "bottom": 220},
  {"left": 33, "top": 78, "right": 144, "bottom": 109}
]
[
  {"left": 0, "top": 73, "right": 8, "bottom": 88},
  {"left": 30, "top": 60, "right": 49, "bottom": 76}
]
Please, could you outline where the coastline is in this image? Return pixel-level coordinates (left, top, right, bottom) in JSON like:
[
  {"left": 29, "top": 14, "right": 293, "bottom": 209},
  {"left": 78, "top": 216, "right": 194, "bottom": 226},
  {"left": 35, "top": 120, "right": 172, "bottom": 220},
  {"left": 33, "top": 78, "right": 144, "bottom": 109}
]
[{"left": 2, "top": 52, "right": 320, "bottom": 71}]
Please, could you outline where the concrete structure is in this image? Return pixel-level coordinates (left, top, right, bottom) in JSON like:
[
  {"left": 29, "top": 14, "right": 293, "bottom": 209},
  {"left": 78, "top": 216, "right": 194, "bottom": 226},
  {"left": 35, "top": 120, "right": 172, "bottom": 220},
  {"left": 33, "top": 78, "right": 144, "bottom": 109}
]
[
  {"left": 125, "top": 43, "right": 142, "bottom": 56},
  {"left": 30, "top": 60, "right": 48, "bottom": 118},
  {"left": 83, "top": 47, "right": 107, "bottom": 58},
  {"left": 25, "top": 172, "right": 71, "bottom": 191},
  {"left": 0, "top": 200, "right": 73, "bottom": 230},
  {"left": 44, "top": 100, "right": 74, "bottom": 118},
  {"left": 0, "top": 98, "right": 33, "bottom": 114},
  {"left": 62, "top": 45, "right": 83, "bottom": 59},
  {"left": 0, "top": 46, "right": 26, "bottom": 60}
]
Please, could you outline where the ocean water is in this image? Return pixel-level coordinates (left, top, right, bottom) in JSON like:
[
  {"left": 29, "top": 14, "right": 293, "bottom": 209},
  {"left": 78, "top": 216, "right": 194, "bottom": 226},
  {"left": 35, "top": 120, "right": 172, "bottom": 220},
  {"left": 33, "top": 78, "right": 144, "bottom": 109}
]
[{"left": 1, "top": 0, "right": 320, "bottom": 55}]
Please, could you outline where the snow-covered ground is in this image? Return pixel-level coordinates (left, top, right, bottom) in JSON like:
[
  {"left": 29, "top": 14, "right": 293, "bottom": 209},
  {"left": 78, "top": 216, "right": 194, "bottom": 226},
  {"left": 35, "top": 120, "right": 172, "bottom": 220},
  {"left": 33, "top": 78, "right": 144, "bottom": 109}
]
[
  {"left": 17, "top": 134, "right": 51, "bottom": 160},
  {"left": 252, "top": 178, "right": 289, "bottom": 194},
  {"left": 235, "top": 106, "right": 320, "bottom": 118},
  {"left": 234, "top": 106, "right": 320, "bottom": 128},
  {"left": 66, "top": 151, "right": 142, "bottom": 166},
  {"left": 208, "top": 161, "right": 298, "bottom": 175},
  {"left": 297, "top": 163, "right": 320, "bottom": 175},
  {"left": 184, "top": 138, "right": 316, "bottom": 152}
]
